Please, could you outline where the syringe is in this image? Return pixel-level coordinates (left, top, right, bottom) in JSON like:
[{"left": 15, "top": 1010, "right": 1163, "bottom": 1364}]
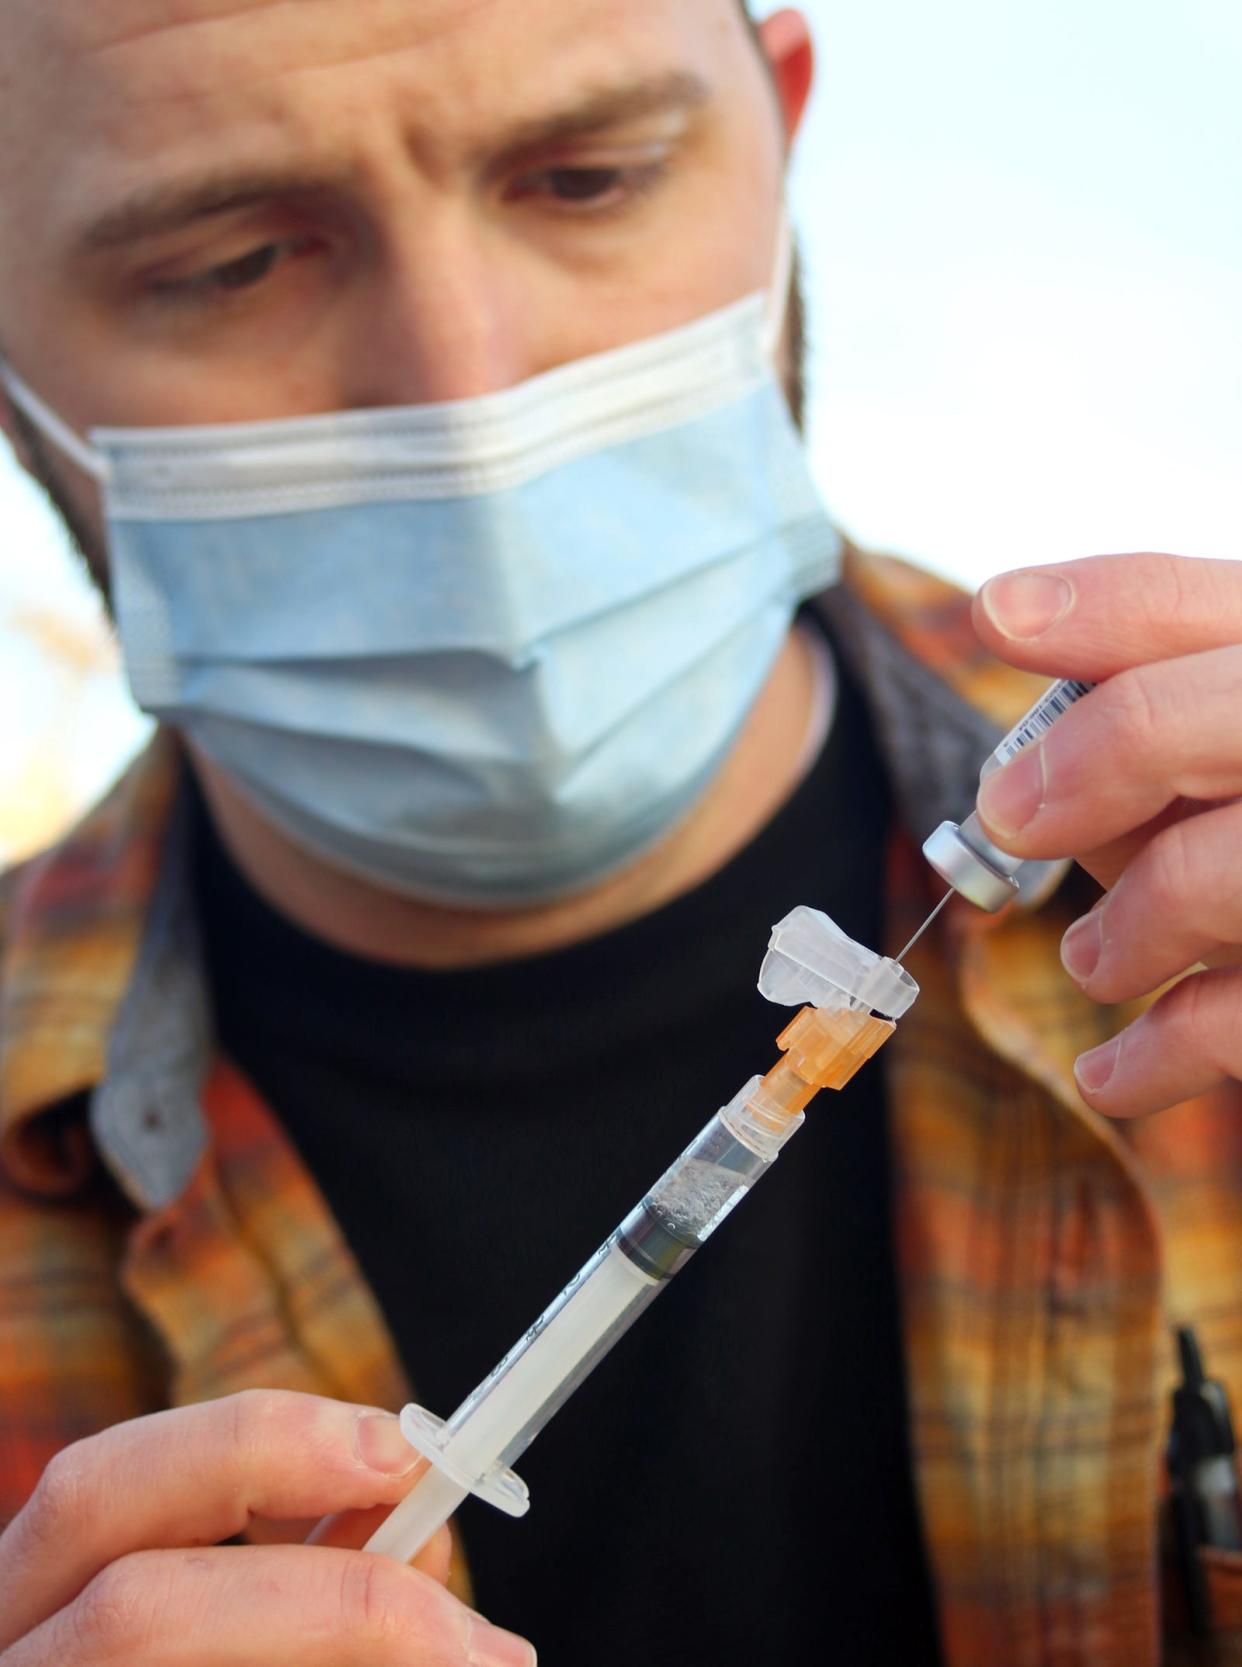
[
  {"left": 904, "top": 678, "right": 1096, "bottom": 952},
  {"left": 364, "top": 908, "right": 919, "bottom": 1567}
]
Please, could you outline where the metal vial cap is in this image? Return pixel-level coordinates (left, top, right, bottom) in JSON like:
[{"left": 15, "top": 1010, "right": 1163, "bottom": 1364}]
[{"left": 923, "top": 815, "right": 1022, "bottom": 914}]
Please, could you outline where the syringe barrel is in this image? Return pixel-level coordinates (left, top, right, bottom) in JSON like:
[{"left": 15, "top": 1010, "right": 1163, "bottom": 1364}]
[
  {"left": 443, "top": 1238, "right": 662, "bottom": 1479},
  {"left": 364, "top": 1088, "right": 806, "bottom": 1564},
  {"left": 617, "top": 1104, "right": 773, "bottom": 1279},
  {"left": 441, "top": 1103, "right": 783, "bottom": 1481}
]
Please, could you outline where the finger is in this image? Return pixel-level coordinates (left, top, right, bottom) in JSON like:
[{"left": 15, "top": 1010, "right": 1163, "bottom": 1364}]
[
  {"left": 1060, "top": 802, "right": 1242, "bottom": 1004},
  {"left": 974, "top": 647, "right": 1242, "bottom": 860},
  {"left": 2, "top": 1544, "right": 534, "bottom": 1667},
  {"left": 973, "top": 553, "right": 1242, "bottom": 679},
  {"left": 1068, "top": 799, "right": 1206, "bottom": 895},
  {"left": 0, "top": 1390, "right": 422, "bottom": 1651},
  {"left": 1073, "top": 966, "right": 1242, "bottom": 1119},
  {"left": 307, "top": 1508, "right": 454, "bottom": 1584}
]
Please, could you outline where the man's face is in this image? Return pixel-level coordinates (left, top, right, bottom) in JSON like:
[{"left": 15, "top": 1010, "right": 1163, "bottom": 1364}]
[{"left": 0, "top": 0, "right": 808, "bottom": 580}]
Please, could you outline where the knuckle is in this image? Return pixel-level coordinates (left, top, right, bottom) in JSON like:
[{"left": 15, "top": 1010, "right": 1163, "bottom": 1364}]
[
  {"left": 1146, "top": 552, "right": 1194, "bottom": 625},
  {"left": 333, "top": 1553, "right": 447, "bottom": 1652},
  {"left": 1104, "top": 667, "right": 1162, "bottom": 756},
  {"left": 26, "top": 1441, "right": 95, "bottom": 1549},
  {"left": 1141, "top": 821, "right": 1197, "bottom": 918},
  {"left": 335, "top": 1553, "right": 409, "bottom": 1643},
  {"left": 226, "top": 1386, "right": 307, "bottom": 1459},
  {"left": 1110, "top": 551, "right": 1199, "bottom": 637},
  {"left": 70, "top": 1557, "right": 163, "bottom": 1660},
  {"left": 1163, "top": 971, "right": 1227, "bottom": 1064}
]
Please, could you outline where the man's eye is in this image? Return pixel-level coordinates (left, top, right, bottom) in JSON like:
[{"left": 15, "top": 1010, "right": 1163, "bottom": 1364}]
[
  {"left": 152, "top": 236, "right": 314, "bottom": 302},
  {"left": 508, "top": 162, "right": 667, "bottom": 213},
  {"left": 212, "top": 245, "right": 283, "bottom": 291},
  {"left": 547, "top": 167, "right": 627, "bottom": 203}
]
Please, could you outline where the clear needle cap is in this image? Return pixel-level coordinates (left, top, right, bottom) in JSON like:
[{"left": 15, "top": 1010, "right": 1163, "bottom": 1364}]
[{"left": 758, "top": 906, "right": 920, "bottom": 1021}]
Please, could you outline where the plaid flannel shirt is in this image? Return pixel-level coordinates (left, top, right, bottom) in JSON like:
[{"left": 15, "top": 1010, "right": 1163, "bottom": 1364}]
[{"left": 4, "top": 545, "right": 1242, "bottom": 1666}]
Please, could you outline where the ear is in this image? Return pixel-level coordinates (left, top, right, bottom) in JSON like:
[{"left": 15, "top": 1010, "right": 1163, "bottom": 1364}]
[{"left": 757, "top": 9, "right": 815, "bottom": 149}]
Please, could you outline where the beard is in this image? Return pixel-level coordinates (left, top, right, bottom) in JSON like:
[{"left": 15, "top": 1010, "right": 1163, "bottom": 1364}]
[
  {"left": 13, "top": 257, "right": 811, "bottom": 616},
  {"left": 784, "top": 249, "right": 810, "bottom": 434}
]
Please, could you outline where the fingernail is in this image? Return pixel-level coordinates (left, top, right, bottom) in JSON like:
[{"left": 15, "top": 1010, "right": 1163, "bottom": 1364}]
[
  {"left": 977, "top": 747, "right": 1046, "bottom": 839},
  {"left": 355, "top": 1412, "right": 420, "bottom": 1476},
  {"left": 467, "top": 1618, "right": 538, "bottom": 1667},
  {"left": 1075, "top": 1037, "right": 1121, "bottom": 1097},
  {"left": 982, "top": 572, "right": 1074, "bottom": 641},
  {"left": 1061, "top": 913, "right": 1103, "bottom": 985}
]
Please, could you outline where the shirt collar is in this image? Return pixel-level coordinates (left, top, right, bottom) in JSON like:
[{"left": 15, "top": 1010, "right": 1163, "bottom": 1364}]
[{"left": 0, "top": 731, "right": 199, "bottom": 1200}]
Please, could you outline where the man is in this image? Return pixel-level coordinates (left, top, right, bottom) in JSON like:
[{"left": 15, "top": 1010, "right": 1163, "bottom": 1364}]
[{"left": 1, "top": 2, "right": 1240, "bottom": 1663}]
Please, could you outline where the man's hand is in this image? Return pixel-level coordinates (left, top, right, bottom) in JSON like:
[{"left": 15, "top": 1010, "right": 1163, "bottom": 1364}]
[
  {"left": 0, "top": 1390, "right": 535, "bottom": 1666},
  {"left": 971, "top": 553, "right": 1242, "bottom": 1119}
]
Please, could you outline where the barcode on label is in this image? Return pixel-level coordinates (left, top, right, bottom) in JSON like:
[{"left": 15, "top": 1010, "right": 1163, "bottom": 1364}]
[{"left": 995, "top": 680, "right": 1094, "bottom": 765}]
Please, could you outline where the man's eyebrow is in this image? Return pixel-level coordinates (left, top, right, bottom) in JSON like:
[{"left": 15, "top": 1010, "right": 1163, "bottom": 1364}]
[
  {"left": 491, "top": 70, "right": 713, "bottom": 158},
  {"left": 75, "top": 71, "right": 712, "bottom": 256},
  {"left": 77, "top": 167, "right": 345, "bottom": 255}
]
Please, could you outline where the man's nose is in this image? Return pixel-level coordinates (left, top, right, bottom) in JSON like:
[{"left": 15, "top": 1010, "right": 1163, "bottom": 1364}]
[{"left": 342, "top": 225, "right": 547, "bottom": 409}]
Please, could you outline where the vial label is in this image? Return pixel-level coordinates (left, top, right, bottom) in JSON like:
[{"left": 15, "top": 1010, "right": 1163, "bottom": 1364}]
[{"left": 993, "top": 679, "right": 1094, "bottom": 768}]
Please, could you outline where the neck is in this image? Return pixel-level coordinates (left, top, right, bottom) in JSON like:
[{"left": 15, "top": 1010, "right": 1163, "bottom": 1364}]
[{"left": 189, "top": 625, "right": 822, "bottom": 970}]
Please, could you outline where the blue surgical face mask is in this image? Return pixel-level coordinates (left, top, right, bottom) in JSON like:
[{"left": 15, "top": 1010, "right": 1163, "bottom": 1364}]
[{"left": 2, "top": 230, "right": 842, "bottom": 909}]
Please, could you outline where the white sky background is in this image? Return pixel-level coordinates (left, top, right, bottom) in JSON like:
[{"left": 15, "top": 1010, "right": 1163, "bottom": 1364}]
[{"left": 0, "top": 0, "right": 1239, "bottom": 839}]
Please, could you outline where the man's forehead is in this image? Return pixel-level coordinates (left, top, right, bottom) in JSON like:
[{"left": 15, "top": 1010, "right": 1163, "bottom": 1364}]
[
  {"left": 2, "top": 0, "right": 733, "bottom": 200},
  {"left": 14, "top": 0, "right": 509, "bottom": 56},
  {"left": 8, "top": 0, "right": 728, "bottom": 90},
  {"left": 0, "top": 0, "right": 747, "bottom": 286}
]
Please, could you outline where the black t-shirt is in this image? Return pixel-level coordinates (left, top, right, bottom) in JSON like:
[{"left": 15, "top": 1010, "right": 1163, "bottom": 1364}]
[{"left": 193, "top": 625, "right": 942, "bottom": 1666}]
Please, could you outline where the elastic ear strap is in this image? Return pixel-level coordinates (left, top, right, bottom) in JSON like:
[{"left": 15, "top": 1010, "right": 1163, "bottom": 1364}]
[
  {"left": 0, "top": 362, "right": 111, "bottom": 483},
  {"left": 762, "top": 207, "right": 796, "bottom": 361}
]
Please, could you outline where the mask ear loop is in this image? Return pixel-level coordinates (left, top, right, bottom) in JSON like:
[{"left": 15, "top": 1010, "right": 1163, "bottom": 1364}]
[
  {"left": 0, "top": 362, "right": 112, "bottom": 484},
  {"left": 761, "top": 208, "right": 795, "bottom": 363}
]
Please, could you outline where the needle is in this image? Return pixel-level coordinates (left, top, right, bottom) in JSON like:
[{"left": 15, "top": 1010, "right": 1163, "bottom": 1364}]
[{"left": 897, "top": 890, "right": 952, "bottom": 963}]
